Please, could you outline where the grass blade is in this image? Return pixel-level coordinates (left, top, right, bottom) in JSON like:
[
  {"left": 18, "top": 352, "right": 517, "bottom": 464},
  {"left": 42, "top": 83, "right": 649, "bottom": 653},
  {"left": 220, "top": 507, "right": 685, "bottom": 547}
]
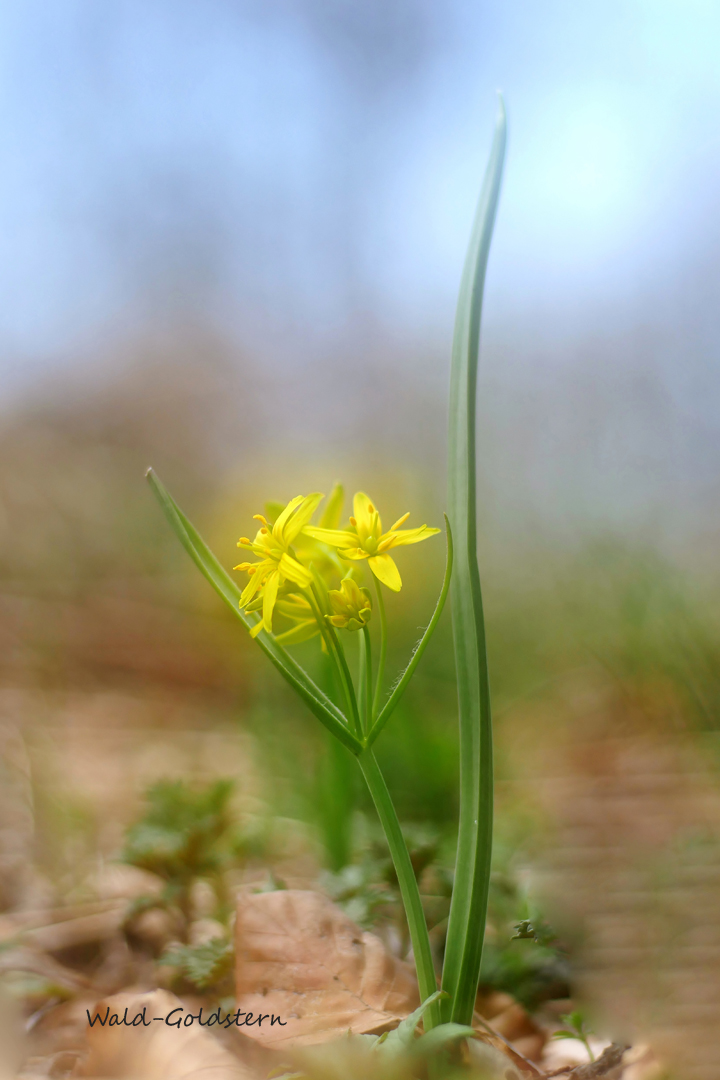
[
  {"left": 146, "top": 469, "right": 362, "bottom": 755},
  {"left": 441, "top": 97, "right": 507, "bottom": 1023}
]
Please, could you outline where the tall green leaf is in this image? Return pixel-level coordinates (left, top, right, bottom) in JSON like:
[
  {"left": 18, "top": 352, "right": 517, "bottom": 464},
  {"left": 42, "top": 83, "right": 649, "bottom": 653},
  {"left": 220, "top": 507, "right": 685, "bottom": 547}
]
[
  {"left": 441, "top": 98, "right": 507, "bottom": 1023},
  {"left": 146, "top": 469, "right": 362, "bottom": 755}
]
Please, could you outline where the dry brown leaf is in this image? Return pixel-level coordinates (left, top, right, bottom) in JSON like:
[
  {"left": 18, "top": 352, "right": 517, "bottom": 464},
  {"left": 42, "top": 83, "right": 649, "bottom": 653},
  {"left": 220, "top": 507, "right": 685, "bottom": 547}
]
[
  {"left": 0, "top": 944, "right": 92, "bottom": 993},
  {"left": 24, "top": 907, "right": 126, "bottom": 953},
  {"left": 234, "top": 890, "right": 420, "bottom": 1047},
  {"left": 476, "top": 990, "right": 516, "bottom": 1019},
  {"left": 78, "top": 989, "right": 255, "bottom": 1079},
  {"left": 0, "top": 900, "right": 125, "bottom": 945}
]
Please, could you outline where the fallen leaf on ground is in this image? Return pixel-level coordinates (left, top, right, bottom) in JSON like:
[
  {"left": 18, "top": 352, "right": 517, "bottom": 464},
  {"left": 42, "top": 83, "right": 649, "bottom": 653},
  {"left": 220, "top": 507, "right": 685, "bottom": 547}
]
[
  {"left": 0, "top": 944, "right": 91, "bottom": 993},
  {"left": 78, "top": 989, "right": 255, "bottom": 1079},
  {"left": 0, "top": 900, "right": 125, "bottom": 945},
  {"left": 234, "top": 889, "right": 419, "bottom": 1047},
  {"left": 24, "top": 907, "right": 126, "bottom": 953}
]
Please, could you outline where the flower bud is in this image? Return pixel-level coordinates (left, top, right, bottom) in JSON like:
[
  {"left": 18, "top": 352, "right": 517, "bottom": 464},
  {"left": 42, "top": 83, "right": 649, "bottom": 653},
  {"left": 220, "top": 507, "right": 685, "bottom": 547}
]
[{"left": 326, "top": 578, "right": 372, "bottom": 632}]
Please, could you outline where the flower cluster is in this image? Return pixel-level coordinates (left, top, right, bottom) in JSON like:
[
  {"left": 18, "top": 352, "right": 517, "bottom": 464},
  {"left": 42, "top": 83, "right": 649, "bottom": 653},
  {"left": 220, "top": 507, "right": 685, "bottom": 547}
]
[{"left": 233, "top": 488, "right": 439, "bottom": 640}]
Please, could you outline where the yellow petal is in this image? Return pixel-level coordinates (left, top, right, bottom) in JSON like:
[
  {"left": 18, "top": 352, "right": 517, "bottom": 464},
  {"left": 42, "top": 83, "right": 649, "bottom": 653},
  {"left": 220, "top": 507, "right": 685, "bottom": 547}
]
[
  {"left": 352, "top": 491, "right": 381, "bottom": 536},
  {"left": 262, "top": 570, "right": 280, "bottom": 632},
  {"left": 249, "top": 618, "right": 264, "bottom": 638},
  {"left": 282, "top": 492, "right": 324, "bottom": 544},
  {"left": 271, "top": 495, "right": 305, "bottom": 542},
  {"left": 278, "top": 552, "right": 313, "bottom": 587},
  {"left": 368, "top": 553, "right": 402, "bottom": 591},
  {"left": 339, "top": 547, "right": 370, "bottom": 562},
  {"left": 379, "top": 525, "right": 440, "bottom": 549},
  {"left": 239, "top": 572, "right": 263, "bottom": 608},
  {"left": 303, "top": 526, "right": 357, "bottom": 548}
]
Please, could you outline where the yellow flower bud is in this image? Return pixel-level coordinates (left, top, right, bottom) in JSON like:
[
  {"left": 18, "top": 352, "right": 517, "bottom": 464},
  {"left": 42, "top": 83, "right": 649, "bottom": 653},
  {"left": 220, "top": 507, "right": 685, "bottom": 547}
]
[{"left": 326, "top": 578, "right": 372, "bottom": 632}]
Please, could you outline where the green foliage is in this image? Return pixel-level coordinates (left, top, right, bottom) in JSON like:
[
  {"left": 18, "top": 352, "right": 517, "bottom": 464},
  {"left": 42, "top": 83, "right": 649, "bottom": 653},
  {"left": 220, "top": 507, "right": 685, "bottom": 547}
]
[
  {"left": 161, "top": 936, "right": 235, "bottom": 994},
  {"left": 123, "top": 779, "right": 236, "bottom": 880},
  {"left": 122, "top": 778, "right": 243, "bottom": 933},
  {"left": 320, "top": 863, "right": 396, "bottom": 930},
  {"left": 552, "top": 1010, "right": 595, "bottom": 1063},
  {"left": 479, "top": 939, "right": 569, "bottom": 1013},
  {"left": 477, "top": 840, "right": 569, "bottom": 1010}
]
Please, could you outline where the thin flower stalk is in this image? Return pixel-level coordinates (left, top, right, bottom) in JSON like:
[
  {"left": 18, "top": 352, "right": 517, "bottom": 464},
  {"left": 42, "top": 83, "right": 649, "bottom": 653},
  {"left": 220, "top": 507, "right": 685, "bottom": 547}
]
[{"left": 371, "top": 576, "right": 387, "bottom": 720}]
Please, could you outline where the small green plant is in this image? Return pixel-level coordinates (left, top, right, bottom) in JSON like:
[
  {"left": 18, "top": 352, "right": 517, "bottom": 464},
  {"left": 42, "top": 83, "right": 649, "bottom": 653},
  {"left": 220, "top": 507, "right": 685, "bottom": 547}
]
[
  {"left": 552, "top": 1010, "right": 596, "bottom": 1063},
  {"left": 147, "top": 98, "right": 507, "bottom": 1034},
  {"left": 161, "top": 935, "right": 235, "bottom": 995},
  {"left": 122, "top": 778, "right": 242, "bottom": 939}
]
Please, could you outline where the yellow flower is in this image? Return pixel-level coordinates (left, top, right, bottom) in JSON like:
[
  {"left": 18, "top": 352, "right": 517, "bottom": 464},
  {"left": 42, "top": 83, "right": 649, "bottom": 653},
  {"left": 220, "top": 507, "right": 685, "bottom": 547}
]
[
  {"left": 303, "top": 492, "right": 439, "bottom": 592},
  {"left": 327, "top": 578, "right": 372, "bottom": 631},
  {"left": 291, "top": 482, "right": 347, "bottom": 584},
  {"left": 234, "top": 493, "right": 323, "bottom": 637}
]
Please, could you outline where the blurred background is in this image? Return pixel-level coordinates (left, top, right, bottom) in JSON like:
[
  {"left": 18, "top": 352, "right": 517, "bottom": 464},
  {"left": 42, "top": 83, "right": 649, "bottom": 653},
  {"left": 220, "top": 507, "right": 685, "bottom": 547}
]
[{"left": 1, "top": 1, "right": 720, "bottom": 1077}]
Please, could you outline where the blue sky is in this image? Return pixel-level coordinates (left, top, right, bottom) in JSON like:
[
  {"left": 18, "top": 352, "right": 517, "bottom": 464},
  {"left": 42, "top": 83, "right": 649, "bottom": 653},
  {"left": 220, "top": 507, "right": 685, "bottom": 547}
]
[{"left": 1, "top": 0, "right": 720, "bottom": 384}]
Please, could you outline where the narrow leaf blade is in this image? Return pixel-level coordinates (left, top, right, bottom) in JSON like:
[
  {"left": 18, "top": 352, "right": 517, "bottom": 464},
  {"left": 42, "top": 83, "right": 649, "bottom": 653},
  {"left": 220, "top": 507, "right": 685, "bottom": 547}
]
[
  {"left": 441, "top": 98, "right": 507, "bottom": 1023},
  {"left": 382, "top": 990, "right": 447, "bottom": 1053}
]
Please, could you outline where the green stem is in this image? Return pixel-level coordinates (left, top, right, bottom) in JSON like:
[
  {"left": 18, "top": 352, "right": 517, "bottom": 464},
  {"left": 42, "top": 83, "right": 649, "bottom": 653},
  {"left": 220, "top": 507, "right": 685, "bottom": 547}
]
[
  {"left": 361, "top": 625, "right": 373, "bottom": 733},
  {"left": 357, "top": 749, "right": 439, "bottom": 1028},
  {"left": 357, "top": 629, "right": 367, "bottom": 734},
  {"left": 372, "top": 577, "right": 387, "bottom": 720},
  {"left": 307, "top": 585, "right": 361, "bottom": 737}
]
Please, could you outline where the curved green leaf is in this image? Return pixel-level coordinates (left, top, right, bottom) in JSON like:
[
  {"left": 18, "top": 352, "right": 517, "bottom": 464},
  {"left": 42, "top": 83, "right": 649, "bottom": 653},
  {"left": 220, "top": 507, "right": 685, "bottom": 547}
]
[
  {"left": 381, "top": 991, "right": 447, "bottom": 1053},
  {"left": 413, "top": 1022, "right": 477, "bottom": 1056}
]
